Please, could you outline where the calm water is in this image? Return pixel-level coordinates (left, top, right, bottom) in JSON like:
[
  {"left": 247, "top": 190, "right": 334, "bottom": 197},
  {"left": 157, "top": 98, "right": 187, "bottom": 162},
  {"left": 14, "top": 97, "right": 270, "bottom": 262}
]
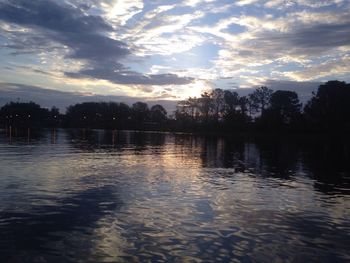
[{"left": 0, "top": 129, "right": 349, "bottom": 262}]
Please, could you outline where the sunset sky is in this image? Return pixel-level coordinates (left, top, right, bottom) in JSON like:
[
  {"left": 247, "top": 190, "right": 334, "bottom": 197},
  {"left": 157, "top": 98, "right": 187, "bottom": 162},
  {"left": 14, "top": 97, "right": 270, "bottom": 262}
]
[{"left": 0, "top": 0, "right": 350, "bottom": 108}]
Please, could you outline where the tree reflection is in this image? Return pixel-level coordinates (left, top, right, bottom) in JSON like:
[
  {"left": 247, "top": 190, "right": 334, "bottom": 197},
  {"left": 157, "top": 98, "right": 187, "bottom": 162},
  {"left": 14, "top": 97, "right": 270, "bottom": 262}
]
[
  {"left": 65, "top": 129, "right": 166, "bottom": 152},
  {"left": 302, "top": 138, "right": 350, "bottom": 194},
  {"left": 62, "top": 130, "right": 350, "bottom": 194},
  {"left": 173, "top": 133, "right": 350, "bottom": 194}
]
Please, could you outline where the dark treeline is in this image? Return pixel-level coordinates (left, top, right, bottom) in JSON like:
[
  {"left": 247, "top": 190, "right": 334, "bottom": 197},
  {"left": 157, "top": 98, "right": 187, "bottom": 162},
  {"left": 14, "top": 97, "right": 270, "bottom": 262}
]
[
  {"left": 0, "top": 102, "right": 60, "bottom": 128},
  {"left": 0, "top": 100, "right": 168, "bottom": 131},
  {"left": 0, "top": 80, "right": 349, "bottom": 134},
  {"left": 175, "top": 80, "right": 350, "bottom": 133},
  {"left": 64, "top": 101, "right": 167, "bottom": 130}
]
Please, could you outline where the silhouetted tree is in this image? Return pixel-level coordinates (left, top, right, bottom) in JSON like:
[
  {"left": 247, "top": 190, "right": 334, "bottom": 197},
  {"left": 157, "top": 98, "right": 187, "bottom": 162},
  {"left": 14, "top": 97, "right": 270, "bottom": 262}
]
[
  {"left": 258, "top": 90, "right": 301, "bottom": 131},
  {"left": 304, "top": 80, "right": 350, "bottom": 132},
  {"left": 176, "top": 98, "right": 197, "bottom": 121},
  {"left": 48, "top": 106, "right": 60, "bottom": 127},
  {"left": 150, "top": 104, "right": 167, "bottom": 123},
  {"left": 3, "top": 80, "right": 349, "bottom": 134},
  {"left": 249, "top": 86, "right": 273, "bottom": 116},
  {"left": 238, "top": 96, "right": 249, "bottom": 116},
  {"left": 132, "top": 102, "right": 149, "bottom": 124},
  {"left": 65, "top": 102, "right": 129, "bottom": 129},
  {"left": 116, "top": 102, "right": 131, "bottom": 129},
  {"left": 270, "top": 90, "right": 301, "bottom": 123},
  {"left": 174, "top": 107, "right": 192, "bottom": 129},
  {"left": 66, "top": 102, "right": 98, "bottom": 128},
  {"left": 188, "top": 97, "right": 199, "bottom": 120},
  {"left": 0, "top": 101, "right": 50, "bottom": 128},
  {"left": 224, "top": 90, "right": 239, "bottom": 114},
  {"left": 212, "top": 88, "right": 225, "bottom": 122},
  {"left": 247, "top": 93, "right": 257, "bottom": 117},
  {"left": 198, "top": 91, "right": 213, "bottom": 123}
]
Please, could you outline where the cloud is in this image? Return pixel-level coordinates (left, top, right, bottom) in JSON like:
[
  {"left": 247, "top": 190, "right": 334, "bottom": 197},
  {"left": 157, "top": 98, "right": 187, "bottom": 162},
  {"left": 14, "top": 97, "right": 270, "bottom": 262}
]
[
  {"left": 183, "top": 0, "right": 215, "bottom": 7},
  {"left": 294, "top": 0, "right": 345, "bottom": 8},
  {"left": 105, "top": 0, "right": 144, "bottom": 25},
  {"left": 190, "top": 6, "right": 350, "bottom": 82},
  {"left": 0, "top": 0, "right": 191, "bottom": 86},
  {"left": 121, "top": 9, "right": 205, "bottom": 56},
  {"left": 264, "top": 0, "right": 346, "bottom": 9},
  {"left": 264, "top": 0, "right": 285, "bottom": 8},
  {"left": 0, "top": 0, "right": 349, "bottom": 95},
  {"left": 238, "top": 19, "right": 350, "bottom": 58},
  {"left": 284, "top": 56, "right": 350, "bottom": 81},
  {"left": 235, "top": 0, "right": 260, "bottom": 6},
  {"left": 66, "top": 69, "right": 193, "bottom": 86}
]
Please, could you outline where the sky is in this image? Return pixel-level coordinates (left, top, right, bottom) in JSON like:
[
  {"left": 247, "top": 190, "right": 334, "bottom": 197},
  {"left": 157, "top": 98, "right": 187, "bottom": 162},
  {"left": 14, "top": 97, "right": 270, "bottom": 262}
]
[{"left": 0, "top": 0, "right": 350, "bottom": 110}]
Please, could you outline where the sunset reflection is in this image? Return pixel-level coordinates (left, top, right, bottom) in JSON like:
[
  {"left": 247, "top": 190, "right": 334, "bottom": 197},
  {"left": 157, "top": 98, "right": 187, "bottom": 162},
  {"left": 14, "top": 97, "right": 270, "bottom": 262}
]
[{"left": 0, "top": 130, "right": 349, "bottom": 262}]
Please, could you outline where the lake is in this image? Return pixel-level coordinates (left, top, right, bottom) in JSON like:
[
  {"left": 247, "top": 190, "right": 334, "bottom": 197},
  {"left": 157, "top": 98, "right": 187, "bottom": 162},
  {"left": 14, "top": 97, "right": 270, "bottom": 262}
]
[{"left": 0, "top": 129, "right": 349, "bottom": 262}]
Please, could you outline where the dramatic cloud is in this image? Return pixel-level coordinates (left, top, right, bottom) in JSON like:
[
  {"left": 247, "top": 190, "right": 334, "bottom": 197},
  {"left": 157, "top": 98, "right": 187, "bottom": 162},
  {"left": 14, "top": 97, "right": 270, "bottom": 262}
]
[
  {"left": 191, "top": 5, "right": 350, "bottom": 83},
  {"left": 0, "top": 0, "right": 349, "bottom": 101},
  {"left": 284, "top": 56, "right": 350, "bottom": 81},
  {"left": 0, "top": 0, "right": 191, "bottom": 86}
]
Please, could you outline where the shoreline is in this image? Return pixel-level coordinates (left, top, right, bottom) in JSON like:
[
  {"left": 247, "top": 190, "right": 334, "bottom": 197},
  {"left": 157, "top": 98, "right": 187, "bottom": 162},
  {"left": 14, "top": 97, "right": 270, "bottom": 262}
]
[{"left": 1, "top": 126, "right": 349, "bottom": 142}]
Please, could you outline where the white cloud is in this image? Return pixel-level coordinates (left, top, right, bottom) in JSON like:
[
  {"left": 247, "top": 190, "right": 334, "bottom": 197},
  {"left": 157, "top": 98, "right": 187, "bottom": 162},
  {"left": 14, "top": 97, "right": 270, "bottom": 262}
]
[
  {"left": 105, "top": 0, "right": 144, "bottom": 25},
  {"left": 283, "top": 56, "right": 350, "bottom": 81},
  {"left": 295, "top": 0, "right": 345, "bottom": 8},
  {"left": 121, "top": 10, "right": 206, "bottom": 56},
  {"left": 264, "top": 0, "right": 286, "bottom": 8},
  {"left": 189, "top": 5, "right": 350, "bottom": 83},
  {"left": 183, "top": 0, "right": 216, "bottom": 7},
  {"left": 265, "top": 0, "right": 346, "bottom": 9},
  {"left": 235, "top": 0, "right": 260, "bottom": 6}
]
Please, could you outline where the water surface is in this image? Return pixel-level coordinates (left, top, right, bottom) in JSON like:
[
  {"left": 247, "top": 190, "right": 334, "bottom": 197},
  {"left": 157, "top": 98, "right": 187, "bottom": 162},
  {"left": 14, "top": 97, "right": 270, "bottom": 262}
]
[{"left": 0, "top": 129, "right": 349, "bottom": 262}]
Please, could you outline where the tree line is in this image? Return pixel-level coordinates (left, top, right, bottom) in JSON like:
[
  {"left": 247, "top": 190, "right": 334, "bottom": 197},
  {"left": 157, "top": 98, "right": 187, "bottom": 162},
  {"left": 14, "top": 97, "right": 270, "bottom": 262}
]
[
  {"left": 0, "top": 80, "right": 349, "bottom": 133},
  {"left": 175, "top": 80, "right": 350, "bottom": 133},
  {"left": 0, "top": 100, "right": 168, "bottom": 130}
]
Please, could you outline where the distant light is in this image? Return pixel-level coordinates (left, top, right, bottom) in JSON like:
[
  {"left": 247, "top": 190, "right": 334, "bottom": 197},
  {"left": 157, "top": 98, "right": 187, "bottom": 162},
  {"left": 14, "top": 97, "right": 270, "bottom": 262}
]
[
  {"left": 28, "top": 115, "right": 31, "bottom": 118},
  {"left": 113, "top": 117, "right": 116, "bottom": 120}
]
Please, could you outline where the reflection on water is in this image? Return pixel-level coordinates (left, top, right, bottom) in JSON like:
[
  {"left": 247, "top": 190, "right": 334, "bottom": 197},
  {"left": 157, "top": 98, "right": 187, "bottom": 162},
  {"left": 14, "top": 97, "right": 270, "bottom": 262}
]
[{"left": 0, "top": 129, "right": 349, "bottom": 262}]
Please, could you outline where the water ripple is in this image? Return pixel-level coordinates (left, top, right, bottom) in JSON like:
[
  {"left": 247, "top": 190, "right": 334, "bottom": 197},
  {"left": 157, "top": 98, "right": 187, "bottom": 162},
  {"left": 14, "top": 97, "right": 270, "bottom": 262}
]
[{"left": 0, "top": 129, "right": 349, "bottom": 262}]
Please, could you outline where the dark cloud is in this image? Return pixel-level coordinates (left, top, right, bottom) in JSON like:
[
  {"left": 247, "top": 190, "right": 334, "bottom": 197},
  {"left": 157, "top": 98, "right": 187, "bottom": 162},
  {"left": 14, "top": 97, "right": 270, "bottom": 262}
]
[
  {"left": 67, "top": 68, "right": 193, "bottom": 86},
  {"left": 251, "top": 20, "right": 350, "bottom": 57},
  {"left": 0, "top": 0, "right": 111, "bottom": 33},
  {"left": 3, "top": 33, "right": 57, "bottom": 54},
  {"left": 7, "top": 65, "right": 57, "bottom": 76},
  {"left": 0, "top": 82, "right": 178, "bottom": 113},
  {"left": 0, "top": 0, "right": 192, "bottom": 86},
  {"left": 290, "top": 22, "right": 350, "bottom": 50}
]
